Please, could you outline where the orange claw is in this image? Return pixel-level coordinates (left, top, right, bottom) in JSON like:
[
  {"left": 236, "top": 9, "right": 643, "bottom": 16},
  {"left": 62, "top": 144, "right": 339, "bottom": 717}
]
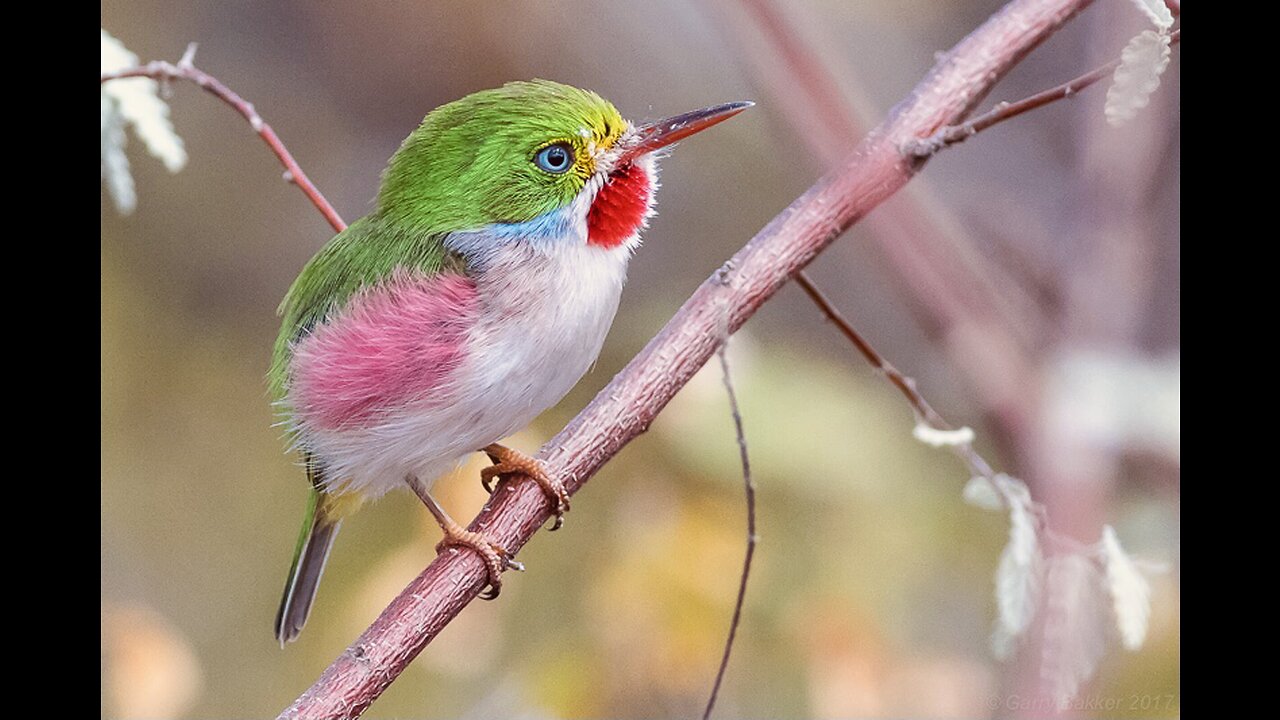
[{"left": 481, "top": 443, "right": 571, "bottom": 530}]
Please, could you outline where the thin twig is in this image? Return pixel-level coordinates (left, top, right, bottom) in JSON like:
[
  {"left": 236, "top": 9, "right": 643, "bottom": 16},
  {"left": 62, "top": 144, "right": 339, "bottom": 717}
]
[
  {"left": 101, "top": 44, "right": 348, "bottom": 234},
  {"left": 702, "top": 339, "right": 757, "bottom": 720},
  {"left": 794, "top": 271, "right": 995, "bottom": 479},
  {"left": 795, "top": 270, "right": 1113, "bottom": 544},
  {"left": 275, "top": 2, "right": 1094, "bottom": 715},
  {"left": 904, "top": 29, "right": 1181, "bottom": 157}
]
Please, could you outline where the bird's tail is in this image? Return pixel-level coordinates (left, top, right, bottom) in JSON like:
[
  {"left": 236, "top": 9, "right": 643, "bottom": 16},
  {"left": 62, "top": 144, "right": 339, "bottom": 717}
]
[{"left": 274, "top": 487, "right": 362, "bottom": 645}]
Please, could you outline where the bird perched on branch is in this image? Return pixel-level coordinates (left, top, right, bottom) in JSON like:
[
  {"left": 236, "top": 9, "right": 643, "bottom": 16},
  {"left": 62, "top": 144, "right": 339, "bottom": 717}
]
[{"left": 270, "top": 79, "right": 750, "bottom": 644}]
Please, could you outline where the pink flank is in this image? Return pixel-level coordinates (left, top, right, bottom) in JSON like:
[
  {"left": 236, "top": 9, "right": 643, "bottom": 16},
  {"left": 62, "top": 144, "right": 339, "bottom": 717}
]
[{"left": 290, "top": 273, "right": 478, "bottom": 430}]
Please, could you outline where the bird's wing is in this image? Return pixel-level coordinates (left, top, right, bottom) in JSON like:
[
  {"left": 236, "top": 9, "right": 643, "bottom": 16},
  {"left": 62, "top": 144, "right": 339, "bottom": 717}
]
[
  {"left": 285, "top": 267, "right": 479, "bottom": 432},
  {"left": 268, "top": 217, "right": 464, "bottom": 402}
]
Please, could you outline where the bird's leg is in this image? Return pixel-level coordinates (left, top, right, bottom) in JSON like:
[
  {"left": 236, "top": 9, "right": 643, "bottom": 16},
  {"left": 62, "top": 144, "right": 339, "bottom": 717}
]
[
  {"left": 405, "top": 476, "right": 523, "bottom": 600},
  {"left": 480, "top": 443, "right": 571, "bottom": 531}
]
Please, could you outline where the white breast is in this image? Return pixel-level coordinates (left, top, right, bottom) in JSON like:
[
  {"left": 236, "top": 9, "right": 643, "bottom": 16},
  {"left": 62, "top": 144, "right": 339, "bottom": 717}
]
[{"left": 458, "top": 238, "right": 631, "bottom": 436}]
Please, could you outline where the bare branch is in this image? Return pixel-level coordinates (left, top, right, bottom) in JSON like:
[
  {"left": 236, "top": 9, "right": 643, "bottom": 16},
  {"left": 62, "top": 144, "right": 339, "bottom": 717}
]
[
  {"left": 702, "top": 338, "right": 757, "bottom": 720},
  {"left": 102, "top": 54, "right": 349, "bottom": 234},
  {"left": 275, "top": 1, "right": 1096, "bottom": 716},
  {"left": 794, "top": 272, "right": 995, "bottom": 479},
  {"left": 905, "top": 29, "right": 1180, "bottom": 157},
  {"left": 710, "top": 0, "right": 1049, "bottom": 431}
]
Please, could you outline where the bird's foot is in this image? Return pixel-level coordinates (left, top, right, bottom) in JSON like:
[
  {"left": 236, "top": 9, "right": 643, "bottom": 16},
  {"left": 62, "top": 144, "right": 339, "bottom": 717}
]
[
  {"left": 435, "top": 525, "right": 524, "bottom": 600},
  {"left": 406, "top": 475, "right": 523, "bottom": 600},
  {"left": 480, "top": 443, "right": 571, "bottom": 531}
]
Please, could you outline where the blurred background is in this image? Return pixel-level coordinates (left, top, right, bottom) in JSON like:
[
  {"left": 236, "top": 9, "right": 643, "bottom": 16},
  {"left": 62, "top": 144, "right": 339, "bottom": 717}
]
[{"left": 101, "top": 0, "right": 1179, "bottom": 717}]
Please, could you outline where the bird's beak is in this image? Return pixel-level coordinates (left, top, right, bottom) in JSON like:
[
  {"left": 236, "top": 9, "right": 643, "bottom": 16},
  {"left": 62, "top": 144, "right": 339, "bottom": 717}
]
[{"left": 614, "top": 101, "right": 754, "bottom": 166}]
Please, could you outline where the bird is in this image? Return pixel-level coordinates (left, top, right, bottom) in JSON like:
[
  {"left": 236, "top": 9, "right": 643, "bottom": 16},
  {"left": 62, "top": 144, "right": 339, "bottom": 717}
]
[{"left": 269, "top": 79, "right": 751, "bottom": 644}]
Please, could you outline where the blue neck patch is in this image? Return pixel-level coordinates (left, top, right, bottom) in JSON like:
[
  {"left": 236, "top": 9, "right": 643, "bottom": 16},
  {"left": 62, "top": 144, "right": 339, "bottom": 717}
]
[{"left": 444, "top": 205, "right": 579, "bottom": 267}]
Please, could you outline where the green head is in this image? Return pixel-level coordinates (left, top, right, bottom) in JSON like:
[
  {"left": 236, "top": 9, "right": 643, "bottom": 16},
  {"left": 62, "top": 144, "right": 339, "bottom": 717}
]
[
  {"left": 374, "top": 80, "right": 751, "bottom": 243},
  {"left": 377, "top": 80, "right": 627, "bottom": 231},
  {"left": 270, "top": 81, "right": 748, "bottom": 402}
]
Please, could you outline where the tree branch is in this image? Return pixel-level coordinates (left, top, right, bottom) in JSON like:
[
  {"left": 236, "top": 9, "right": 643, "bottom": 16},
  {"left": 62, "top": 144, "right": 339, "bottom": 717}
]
[
  {"left": 708, "top": 0, "right": 1050, "bottom": 458},
  {"left": 101, "top": 45, "right": 349, "bottom": 234},
  {"left": 276, "top": 1, "right": 1095, "bottom": 716},
  {"left": 904, "top": 29, "right": 1180, "bottom": 157}
]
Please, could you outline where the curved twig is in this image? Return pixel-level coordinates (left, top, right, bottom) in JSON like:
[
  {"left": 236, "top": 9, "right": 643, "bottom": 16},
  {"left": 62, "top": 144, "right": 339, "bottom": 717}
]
[
  {"left": 794, "top": 271, "right": 996, "bottom": 479},
  {"left": 101, "top": 44, "right": 348, "bottom": 234},
  {"left": 702, "top": 340, "right": 757, "bottom": 720}
]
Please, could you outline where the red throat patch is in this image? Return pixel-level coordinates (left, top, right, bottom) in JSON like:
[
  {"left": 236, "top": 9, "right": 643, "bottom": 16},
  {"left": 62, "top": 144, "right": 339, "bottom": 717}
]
[{"left": 587, "top": 163, "right": 651, "bottom": 248}]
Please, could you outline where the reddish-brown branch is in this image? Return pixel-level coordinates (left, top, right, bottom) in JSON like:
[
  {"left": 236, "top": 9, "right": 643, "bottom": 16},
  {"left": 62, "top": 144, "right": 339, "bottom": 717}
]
[
  {"left": 101, "top": 46, "right": 349, "bottom": 234},
  {"left": 905, "top": 29, "right": 1181, "bottom": 157},
  {"left": 276, "top": 1, "right": 1094, "bottom": 716},
  {"left": 717, "top": 0, "right": 1048, "bottom": 345}
]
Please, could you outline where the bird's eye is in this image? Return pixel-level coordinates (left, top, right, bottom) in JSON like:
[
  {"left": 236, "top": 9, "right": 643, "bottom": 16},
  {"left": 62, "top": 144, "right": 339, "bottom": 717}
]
[{"left": 534, "top": 143, "right": 574, "bottom": 174}]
